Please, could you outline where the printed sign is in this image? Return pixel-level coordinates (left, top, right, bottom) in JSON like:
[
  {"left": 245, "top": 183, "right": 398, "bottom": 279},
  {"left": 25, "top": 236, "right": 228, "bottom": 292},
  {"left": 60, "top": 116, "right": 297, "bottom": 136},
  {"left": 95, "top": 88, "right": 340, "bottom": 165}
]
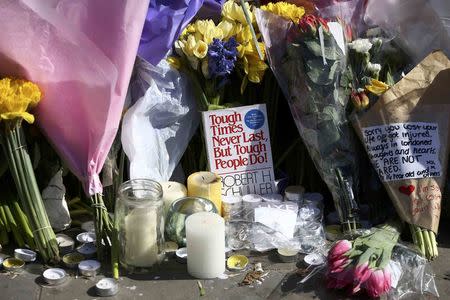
[
  {"left": 202, "top": 104, "right": 276, "bottom": 196},
  {"left": 362, "top": 122, "right": 441, "bottom": 182}
]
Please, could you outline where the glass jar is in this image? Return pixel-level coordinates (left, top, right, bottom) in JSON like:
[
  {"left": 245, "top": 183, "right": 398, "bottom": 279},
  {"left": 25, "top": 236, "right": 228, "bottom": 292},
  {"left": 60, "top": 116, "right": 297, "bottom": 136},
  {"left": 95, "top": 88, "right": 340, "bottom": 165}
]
[
  {"left": 165, "top": 196, "right": 217, "bottom": 247},
  {"left": 115, "top": 179, "right": 164, "bottom": 272}
]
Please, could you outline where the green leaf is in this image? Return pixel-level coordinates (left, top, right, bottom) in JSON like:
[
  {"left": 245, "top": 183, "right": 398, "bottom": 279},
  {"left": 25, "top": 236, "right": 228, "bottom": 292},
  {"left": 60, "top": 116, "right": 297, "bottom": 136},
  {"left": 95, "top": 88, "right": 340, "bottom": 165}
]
[
  {"left": 357, "top": 248, "right": 375, "bottom": 266},
  {"left": 306, "top": 59, "right": 333, "bottom": 86},
  {"left": 328, "top": 61, "right": 339, "bottom": 82},
  {"left": 340, "top": 66, "right": 354, "bottom": 88},
  {"left": 385, "top": 68, "right": 395, "bottom": 86},
  {"left": 304, "top": 39, "right": 343, "bottom": 61},
  {"left": 286, "top": 43, "right": 304, "bottom": 60}
]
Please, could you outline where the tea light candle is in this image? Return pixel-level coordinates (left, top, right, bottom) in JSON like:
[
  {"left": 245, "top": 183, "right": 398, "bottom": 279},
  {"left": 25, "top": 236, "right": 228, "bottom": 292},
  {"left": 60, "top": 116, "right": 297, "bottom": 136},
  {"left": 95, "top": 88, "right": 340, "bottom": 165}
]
[
  {"left": 96, "top": 278, "right": 119, "bottom": 297},
  {"left": 161, "top": 181, "right": 187, "bottom": 216},
  {"left": 187, "top": 172, "right": 222, "bottom": 215},
  {"left": 186, "top": 212, "right": 225, "bottom": 278},
  {"left": 43, "top": 268, "right": 67, "bottom": 285},
  {"left": 123, "top": 208, "right": 159, "bottom": 267},
  {"left": 14, "top": 248, "right": 37, "bottom": 262},
  {"left": 78, "top": 260, "right": 101, "bottom": 277},
  {"left": 55, "top": 233, "right": 75, "bottom": 255},
  {"left": 76, "top": 232, "right": 96, "bottom": 244},
  {"left": 76, "top": 243, "right": 97, "bottom": 258}
]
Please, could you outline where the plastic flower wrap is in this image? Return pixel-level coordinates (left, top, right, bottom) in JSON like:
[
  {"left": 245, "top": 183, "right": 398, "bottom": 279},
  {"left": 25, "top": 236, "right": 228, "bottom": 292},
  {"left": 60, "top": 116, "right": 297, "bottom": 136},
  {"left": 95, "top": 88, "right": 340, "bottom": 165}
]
[
  {"left": 256, "top": 6, "right": 362, "bottom": 231},
  {"left": 0, "top": 0, "right": 149, "bottom": 272},
  {"left": 349, "top": 0, "right": 450, "bottom": 260},
  {"left": 138, "top": 0, "right": 224, "bottom": 66},
  {"left": 326, "top": 222, "right": 401, "bottom": 297},
  {"left": 174, "top": 0, "right": 269, "bottom": 109}
]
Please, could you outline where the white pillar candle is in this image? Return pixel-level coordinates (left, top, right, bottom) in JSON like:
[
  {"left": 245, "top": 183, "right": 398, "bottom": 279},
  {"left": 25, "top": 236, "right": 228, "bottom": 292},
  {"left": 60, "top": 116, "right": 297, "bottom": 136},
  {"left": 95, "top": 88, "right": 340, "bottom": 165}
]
[
  {"left": 123, "top": 208, "right": 158, "bottom": 267},
  {"left": 186, "top": 212, "right": 225, "bottom": 278},
  {"left": 160, "top": 181, "right": 187, "bottom": 216}
]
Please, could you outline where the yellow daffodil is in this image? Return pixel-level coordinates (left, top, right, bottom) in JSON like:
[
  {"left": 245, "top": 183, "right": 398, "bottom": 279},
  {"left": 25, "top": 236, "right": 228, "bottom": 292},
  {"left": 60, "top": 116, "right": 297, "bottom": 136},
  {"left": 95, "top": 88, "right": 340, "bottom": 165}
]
[
  {"left": 261, "top": 2, "right": 305, "bottom": 23},
  {"left": 180, "top": 24, "right": 196, "bottom": 38},
  {"left": 193, "top": 40, "right": 208, "bottom": 59},
  {"left": 182, "top": 35, "right": 197, "bottom": 57},
  {"left": 222, "top": 0, "right": 253, "bottom": 24},
  {"left": 0, "top": 78, "right": 41, "bottom": 124},
  {"left": 365, "top": 78, "right": 390, "bottom": 96}
]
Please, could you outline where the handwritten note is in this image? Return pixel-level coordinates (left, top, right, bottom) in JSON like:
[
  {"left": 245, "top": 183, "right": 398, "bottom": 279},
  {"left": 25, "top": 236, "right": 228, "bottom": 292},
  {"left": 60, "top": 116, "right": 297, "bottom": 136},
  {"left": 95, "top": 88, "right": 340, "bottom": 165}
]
[{"left": 362, "top": 122, "right": 441, "bottom": 182}]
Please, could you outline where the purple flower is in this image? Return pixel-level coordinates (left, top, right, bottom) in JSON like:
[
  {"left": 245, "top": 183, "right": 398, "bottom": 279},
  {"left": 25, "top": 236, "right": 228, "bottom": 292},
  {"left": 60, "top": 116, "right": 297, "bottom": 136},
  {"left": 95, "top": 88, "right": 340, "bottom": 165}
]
[{"left": 207, "top": 37, "right": 238, "bottom": 85}]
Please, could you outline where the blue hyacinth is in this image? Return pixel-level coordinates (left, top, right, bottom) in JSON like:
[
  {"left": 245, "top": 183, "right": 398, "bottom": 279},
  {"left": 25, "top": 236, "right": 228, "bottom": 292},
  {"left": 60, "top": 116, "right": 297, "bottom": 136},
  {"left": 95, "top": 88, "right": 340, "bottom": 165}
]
[{"left": 207, "top": 37, "right": 238, "bottom": 86}]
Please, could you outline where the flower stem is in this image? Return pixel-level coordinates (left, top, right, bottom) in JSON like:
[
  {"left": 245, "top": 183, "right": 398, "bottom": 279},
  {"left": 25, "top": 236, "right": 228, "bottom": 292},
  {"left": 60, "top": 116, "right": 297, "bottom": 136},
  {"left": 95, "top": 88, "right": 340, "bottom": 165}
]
[{"left": 1, "top": 121, "right": 59, "bottom": 262}]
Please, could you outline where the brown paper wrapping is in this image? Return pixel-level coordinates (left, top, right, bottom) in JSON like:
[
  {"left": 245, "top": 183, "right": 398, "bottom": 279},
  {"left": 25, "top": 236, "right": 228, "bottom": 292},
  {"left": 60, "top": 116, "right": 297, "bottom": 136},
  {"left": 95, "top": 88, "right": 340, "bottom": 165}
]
[{"left": 353, "top": 51, "right": 450, "bottom": 233}]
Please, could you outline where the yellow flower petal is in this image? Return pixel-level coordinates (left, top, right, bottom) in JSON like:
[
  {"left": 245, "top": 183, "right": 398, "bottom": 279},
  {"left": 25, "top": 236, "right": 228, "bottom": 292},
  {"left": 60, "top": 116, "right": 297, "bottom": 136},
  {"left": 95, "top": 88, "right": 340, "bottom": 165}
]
[
  {"left": 365, "top": 79, "right": 390, "bottom": 96},
  {"left": 222, "top": 0, "right": 252, "bottom": 24},
  {"left": 0, "top": 77, "right": 42, "bottom": 124},
  {"left": 261, "top": 2, "right": 305, "bottom": 23},
  {"left": 193, "top": 40, "right": 208, "bottom": 59},
  {"left": 236, "top": 25, "right": 252, "bottom": 45},
  {"left": 182, "top": 35, "right": 197, "bottom": 57},
  {"left": 217, "top": 20, "right": 235, "bottom": 40},
  {"left": 0, "top": 112, "right": 35, "bottom": 124}
]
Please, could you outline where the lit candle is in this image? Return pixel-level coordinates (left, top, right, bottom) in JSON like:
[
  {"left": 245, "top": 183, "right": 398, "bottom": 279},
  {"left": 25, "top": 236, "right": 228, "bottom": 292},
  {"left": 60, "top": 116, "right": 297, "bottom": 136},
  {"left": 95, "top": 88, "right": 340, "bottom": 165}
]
[
  {"left": 123, "top": 208, "right": 159, "bottom": 267},
  {"left": 187, "top": 172, "right": 222, "bottom": 215},
  {"left": 186, "top": 212, "right": 225, "bottom": 278},
  {"left": 160, "top": 181, "right": 187, "bottom": 216}
]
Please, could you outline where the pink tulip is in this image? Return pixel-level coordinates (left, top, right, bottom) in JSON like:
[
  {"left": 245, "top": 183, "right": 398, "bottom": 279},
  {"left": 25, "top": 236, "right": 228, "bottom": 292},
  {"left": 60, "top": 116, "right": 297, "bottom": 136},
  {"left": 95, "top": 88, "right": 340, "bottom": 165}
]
[
  {"left": 328, "top": 240, "right": 352, "bottom": 261},
  {"left": 329, "top": 257, "right": 351, "bottom": 273},
  {"left": 327, "top": 267, "right": 353, "bottom": 289},
  {"left": 364, "top": 269, "right": 390, "bottom": 298},
  {"left": 350, "top": 263, "right": 372, "bottom": 294},
  {"left": 383, "top": 266, "right": 392, "bottom": 292}
]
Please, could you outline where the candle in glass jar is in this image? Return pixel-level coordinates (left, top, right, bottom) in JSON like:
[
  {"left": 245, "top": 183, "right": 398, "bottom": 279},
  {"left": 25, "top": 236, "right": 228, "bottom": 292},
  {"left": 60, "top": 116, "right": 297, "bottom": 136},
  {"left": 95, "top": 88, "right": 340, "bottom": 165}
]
[
  {"left": 187, "top": 172, "right": 222, "bottom": 215},
  {"left": 186, "top": 212, "right": 225, "bottom": 278},
  {"left": 160, "top": 181, "right": 187, "bottom": 216},
  {"left": 123, "top": 207, "right": 158, "bottom": 267}
]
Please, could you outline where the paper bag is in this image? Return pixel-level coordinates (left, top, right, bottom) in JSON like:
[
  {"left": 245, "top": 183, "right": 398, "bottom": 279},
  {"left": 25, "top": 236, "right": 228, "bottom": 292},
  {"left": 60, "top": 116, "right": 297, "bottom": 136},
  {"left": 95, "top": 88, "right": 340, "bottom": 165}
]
[{"left": 352, "top": 51, "right": 450, "bottom": 233}]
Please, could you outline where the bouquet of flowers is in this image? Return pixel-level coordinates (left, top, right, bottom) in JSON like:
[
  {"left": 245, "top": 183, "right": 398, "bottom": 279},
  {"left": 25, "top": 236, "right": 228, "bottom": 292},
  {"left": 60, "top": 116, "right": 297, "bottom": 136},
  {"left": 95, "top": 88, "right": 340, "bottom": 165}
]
[
  {"left": 326, "top": 221, "right": 402, "bottom": 297},
  {"left": 0, "top": 78, "right": 59, "bottom": 262},
  {"left": 173, "top": 0, "right": 269, "bottom": 111},
  {"left": 256, "top": 2, "right": 361, "bottom": 231},
  {"left": 173, "top": 0, "right": 270, "bottom": 172},
  {"left": 349, "top": 0, "right": 450, "bottom": 260}
]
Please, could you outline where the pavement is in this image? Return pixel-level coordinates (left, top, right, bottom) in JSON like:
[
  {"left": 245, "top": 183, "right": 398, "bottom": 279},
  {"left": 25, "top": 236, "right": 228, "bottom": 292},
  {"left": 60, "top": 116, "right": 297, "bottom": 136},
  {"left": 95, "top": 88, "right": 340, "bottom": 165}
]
[{"left": 0, "top": 229, "right": 449, "bottom": 300}]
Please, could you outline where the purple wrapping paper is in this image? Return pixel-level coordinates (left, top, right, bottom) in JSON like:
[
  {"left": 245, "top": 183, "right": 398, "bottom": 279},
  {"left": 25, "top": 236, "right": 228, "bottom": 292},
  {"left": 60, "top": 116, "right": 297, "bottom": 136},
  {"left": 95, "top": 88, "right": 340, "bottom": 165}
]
[{"left": 138, "top": 0, "right": 224, "bottom": 65}]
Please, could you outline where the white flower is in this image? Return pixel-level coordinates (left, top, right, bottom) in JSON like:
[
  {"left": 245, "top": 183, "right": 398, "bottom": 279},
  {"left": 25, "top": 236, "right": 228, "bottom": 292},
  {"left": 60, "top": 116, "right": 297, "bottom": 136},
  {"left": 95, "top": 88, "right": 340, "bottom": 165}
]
[
  {"left": 367, "top": 62, "right": 381, "bottom": 73},
  {"left": 348, "top": 38, "right": 372, "bottom": 53}
]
